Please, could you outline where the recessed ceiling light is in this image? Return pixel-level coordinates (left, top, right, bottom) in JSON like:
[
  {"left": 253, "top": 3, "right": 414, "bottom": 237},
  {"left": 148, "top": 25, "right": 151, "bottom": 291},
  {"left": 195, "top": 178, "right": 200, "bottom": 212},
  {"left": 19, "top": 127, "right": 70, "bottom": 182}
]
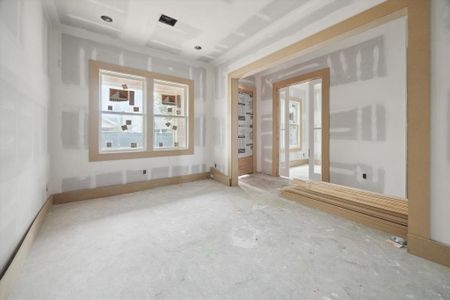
[
  {"left": 101, "top": 15, "right": 113, "bottom": 23},
  {"left": 194, "top": 45, "right": 202, "bottom": 50},
  {"left": 159, "top": 14, "right": 177, "bottom": 26}
]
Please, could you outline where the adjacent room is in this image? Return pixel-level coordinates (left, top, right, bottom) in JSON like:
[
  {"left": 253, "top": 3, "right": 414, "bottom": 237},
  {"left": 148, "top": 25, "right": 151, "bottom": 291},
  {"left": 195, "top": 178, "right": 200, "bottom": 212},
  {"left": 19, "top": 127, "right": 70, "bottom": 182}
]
[{"left": 1, "top": 0, "right": 450, "bottom": 299}]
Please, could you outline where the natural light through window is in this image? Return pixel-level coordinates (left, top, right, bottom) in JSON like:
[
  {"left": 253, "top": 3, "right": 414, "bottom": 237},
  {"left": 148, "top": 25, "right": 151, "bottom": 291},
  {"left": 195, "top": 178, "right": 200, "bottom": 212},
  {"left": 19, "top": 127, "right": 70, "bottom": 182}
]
[{"left": 89, "top": 61, "right": 194, "bottom": 161}]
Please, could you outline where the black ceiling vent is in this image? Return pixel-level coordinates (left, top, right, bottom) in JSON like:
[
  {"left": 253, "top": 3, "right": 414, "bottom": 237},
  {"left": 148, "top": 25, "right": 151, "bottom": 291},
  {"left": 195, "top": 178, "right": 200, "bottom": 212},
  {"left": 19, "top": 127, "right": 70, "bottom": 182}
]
[{"left": 159, "top": 14, "right": 177, "bottom": 26}]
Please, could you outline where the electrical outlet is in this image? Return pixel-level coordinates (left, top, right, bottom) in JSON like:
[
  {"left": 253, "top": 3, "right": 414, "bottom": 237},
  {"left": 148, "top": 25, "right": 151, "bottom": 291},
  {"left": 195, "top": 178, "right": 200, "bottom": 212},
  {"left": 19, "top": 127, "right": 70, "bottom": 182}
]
[
  {"left": 143, "top": 169, "right": 147, "bottom": 175},
  {"left": 214, "top": 163, "right": 217, "bottom": 168},
  {"left": 362, "top": 173, "right": 367, "bottom": 179}
]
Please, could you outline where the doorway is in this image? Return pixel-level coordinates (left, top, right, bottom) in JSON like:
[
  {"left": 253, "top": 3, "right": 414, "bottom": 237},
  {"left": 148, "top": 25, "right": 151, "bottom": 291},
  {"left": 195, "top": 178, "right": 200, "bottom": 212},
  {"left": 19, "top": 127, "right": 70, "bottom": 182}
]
[
  {"left": 237, "top": 85, "right": 256, "bottom": 176},
  {"left": 272, "top": 68, "right": 330, "bottom": 182}
]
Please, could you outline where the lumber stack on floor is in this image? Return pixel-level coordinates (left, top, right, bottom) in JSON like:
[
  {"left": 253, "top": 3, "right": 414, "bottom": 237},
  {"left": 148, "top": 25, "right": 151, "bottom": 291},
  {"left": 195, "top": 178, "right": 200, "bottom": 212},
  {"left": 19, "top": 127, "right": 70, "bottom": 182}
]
[{"left": 280, "top": 179, "right": 408, "bottom": 237}]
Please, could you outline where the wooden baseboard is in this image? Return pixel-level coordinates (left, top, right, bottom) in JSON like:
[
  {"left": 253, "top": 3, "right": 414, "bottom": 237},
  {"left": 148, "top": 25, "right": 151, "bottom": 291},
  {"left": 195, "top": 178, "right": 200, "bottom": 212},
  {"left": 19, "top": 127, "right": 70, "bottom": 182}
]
[
  {"left": 281, "top": 190, "right": 407, "bottom": 238},
  {"left": 289, "top": 159, "right": 308, "bottom": 168},
  {"left": 0, "top": 196, "right": 53, "bottom": 300},
  {"left": 408, "top": 234, "right": 450, "bottom": 268},
  {"left": 238, "top": 156, "right": 253, "bottom": 176},
  {"left": 54, "top": 172, "right": 211, "bottom": 204},
  {"left": 210, "top": 167, "right": 231, "bottom": 186}
]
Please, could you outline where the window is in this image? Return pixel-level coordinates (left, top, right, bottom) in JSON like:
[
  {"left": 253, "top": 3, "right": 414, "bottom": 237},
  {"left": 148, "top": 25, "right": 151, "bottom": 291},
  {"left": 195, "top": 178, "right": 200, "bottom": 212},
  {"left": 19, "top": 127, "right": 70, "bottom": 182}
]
[
  {"left": 89, "top": 60, "right": 194, "bottom": 161},
  {"left": 153, "top": 80, "right": 188, "bottom": 150},
  {"left": 100, "top": 71, "right": 145, "bottom": 153},
  {"left": 288, "top": 98, "right": 301, "bottom": 150}
]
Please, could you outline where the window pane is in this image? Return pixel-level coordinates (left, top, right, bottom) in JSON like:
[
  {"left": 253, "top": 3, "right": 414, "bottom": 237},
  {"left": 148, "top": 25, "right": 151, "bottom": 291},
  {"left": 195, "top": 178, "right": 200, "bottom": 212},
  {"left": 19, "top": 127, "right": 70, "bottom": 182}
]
[
  {"left": 101, "top": 113, "right": 144, "bottom": 152},
  {"left": 153, "top": 116, "right": 187, "bottom": 149},
  {"left": 101, "top": 71, "right": 144, "bottom": 114},
  {"left": 289, "top": 124, "right": 299, "bottom": 147},
  {"left": 154, "top": 80, "right": 187, "bottom": 117}
]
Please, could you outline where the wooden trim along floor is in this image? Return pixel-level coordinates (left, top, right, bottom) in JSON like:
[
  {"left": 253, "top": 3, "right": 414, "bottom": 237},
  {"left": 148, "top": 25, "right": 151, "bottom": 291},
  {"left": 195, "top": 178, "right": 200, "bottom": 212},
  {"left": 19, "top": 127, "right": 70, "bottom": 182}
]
[
  {"left": 408, "top": 234, "right": 450, "bottom": 268},
  {"left": 280, "top": 180, "right": 408, "bottom": 238},
  {"left": 210, "top": 167, "right": 231, "bottom": 186},
  {"left": 0, "top": 196, "right": 53, "bottom": 300},
  {"left": 0, "top": 172, "right": 213, "bottom": 299},
  {"left": 54, "top": 172, "right": 211, "bottom": 204}
]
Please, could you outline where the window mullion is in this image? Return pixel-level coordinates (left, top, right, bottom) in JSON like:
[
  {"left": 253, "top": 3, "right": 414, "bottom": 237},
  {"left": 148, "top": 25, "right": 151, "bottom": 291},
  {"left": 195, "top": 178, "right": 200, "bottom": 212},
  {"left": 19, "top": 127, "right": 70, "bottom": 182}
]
[{"left": 146, "top": 76, "right": 154, "bottom": 152}]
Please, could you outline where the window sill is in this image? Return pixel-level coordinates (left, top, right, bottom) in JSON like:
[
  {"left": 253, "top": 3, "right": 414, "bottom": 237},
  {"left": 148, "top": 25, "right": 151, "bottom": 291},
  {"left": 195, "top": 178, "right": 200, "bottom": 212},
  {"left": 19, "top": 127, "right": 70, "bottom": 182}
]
[{"left": 89, "top": 148, "right": 194, "bottom": 161}]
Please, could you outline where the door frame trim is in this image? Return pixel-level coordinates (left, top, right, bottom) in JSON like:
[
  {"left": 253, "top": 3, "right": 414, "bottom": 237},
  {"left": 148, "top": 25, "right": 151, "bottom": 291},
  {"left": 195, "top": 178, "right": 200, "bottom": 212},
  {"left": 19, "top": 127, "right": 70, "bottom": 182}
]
[
  {"left": 271, "top": 68, "right": 330, "bottom": 181},
  {"left": 227, "top": 1, "right": 438, "bottom": 266}
]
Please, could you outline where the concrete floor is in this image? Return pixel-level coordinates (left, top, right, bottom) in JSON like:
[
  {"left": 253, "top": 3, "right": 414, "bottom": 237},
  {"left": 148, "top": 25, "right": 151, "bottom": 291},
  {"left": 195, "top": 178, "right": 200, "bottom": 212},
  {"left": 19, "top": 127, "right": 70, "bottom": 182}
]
[
  {"left": 289, "top": 164, "right": 321, "bottom": 180},
  {"left": 290, "top": 165, "right": 309, "bottom": 180},
  {"left": 10, "top": 174, "right": 450, "bottom": 300}
]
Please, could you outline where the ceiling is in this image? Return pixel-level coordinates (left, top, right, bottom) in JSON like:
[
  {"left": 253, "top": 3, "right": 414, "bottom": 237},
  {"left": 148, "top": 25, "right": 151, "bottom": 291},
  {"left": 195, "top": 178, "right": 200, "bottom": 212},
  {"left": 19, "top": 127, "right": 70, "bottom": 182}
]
[{"left": 50, "top": 0, "right": 383, "bottom": 65}]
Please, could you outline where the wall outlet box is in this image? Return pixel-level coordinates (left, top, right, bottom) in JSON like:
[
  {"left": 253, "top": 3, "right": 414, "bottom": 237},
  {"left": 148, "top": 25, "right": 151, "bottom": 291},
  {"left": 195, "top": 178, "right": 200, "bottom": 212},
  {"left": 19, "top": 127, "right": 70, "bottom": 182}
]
[{"left": 362, "top": 173, "right": 367, "bottom": 179}]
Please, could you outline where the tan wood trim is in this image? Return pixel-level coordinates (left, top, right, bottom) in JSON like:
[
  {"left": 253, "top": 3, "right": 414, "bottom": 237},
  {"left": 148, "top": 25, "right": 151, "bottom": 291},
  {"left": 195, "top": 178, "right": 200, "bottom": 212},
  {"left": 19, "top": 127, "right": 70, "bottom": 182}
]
[
  {"left": 289, "top": 159, "right": 308, "bottom": 168},
  {"left": 281, "top": 190, "right": 407, "bottom": 238},
  {"left": 53, "top": 172, "right": 210, "bottom": 204},
  {"left": 238, "top": 84, "right": 257, "bottom": 175},
  {"left": 238, "top": 156, "right": 253, "bottom": 176},
  {"left": 406, "top": 0, "right": 430, "bottom": 240},
  {"left": 229, "top": 0, "right": 408, "bottom": 187},
  {"left": 226, "top": 0, "right": 436, "bottom": 266},
  {"left": 272, "top": 68, "right": 330, "bottom": 182},
  {"left": 88, "top": 60, "right": 195, "bottom": 161},
  {"left": 229, "top": 1, "right": 407, "bottom": 79},
  {"left": 210, "top": 167, "right": 231, "bottom": 186},
  {"left": 0, "top": 196, "right": 53, "bottom": 300},
  {"left": 407, "top": 234, "right": 450, "bottom": 268}
]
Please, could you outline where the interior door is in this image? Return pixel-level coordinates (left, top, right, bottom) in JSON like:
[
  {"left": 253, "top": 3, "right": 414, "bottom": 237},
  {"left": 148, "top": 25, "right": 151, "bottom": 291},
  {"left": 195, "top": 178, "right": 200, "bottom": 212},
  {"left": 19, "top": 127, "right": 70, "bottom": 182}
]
[
  {"left": 309, "top": 79, "right": 322, "bottom": 181},
  {"left": 279, "top": 87, "right": 290, "bottom": 178}
]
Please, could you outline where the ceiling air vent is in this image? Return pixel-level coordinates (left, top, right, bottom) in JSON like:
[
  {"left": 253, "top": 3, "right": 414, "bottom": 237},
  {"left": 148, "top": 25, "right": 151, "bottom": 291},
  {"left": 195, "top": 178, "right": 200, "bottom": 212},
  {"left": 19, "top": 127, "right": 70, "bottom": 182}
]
[{"left": 159, "top": 14, "right": 177, "bottom": 27}]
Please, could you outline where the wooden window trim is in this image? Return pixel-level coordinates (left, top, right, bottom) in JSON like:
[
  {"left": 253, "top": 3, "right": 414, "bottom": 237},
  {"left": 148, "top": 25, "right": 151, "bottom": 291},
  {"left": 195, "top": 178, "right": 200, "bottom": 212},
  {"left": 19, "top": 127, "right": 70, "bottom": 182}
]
[{"left": 88, "top": 60, "right": 194, "bottom": 161}]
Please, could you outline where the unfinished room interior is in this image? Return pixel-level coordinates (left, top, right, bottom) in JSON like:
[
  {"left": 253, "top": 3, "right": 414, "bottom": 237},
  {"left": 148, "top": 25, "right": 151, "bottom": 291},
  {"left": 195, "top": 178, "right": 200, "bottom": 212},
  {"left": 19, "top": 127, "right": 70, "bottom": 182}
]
[{"left": 1, "top": 0, "right": 450, "bottom": 299}]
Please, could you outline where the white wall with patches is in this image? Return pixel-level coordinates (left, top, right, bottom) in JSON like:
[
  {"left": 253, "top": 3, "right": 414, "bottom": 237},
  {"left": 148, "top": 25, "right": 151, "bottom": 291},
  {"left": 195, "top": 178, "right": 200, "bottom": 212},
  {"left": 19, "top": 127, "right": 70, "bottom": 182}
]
[
  {"left": 47, "top": 26, "right": 212, "bottom": 194},
  {"left": 254, "top": 17, "right": 407, "bottom": 198},
  {"left": 0, "top": 0, "right": 50, "bottom": 274},
  {"left": 430, "top": 0, "right": 450, "bottom": 246},
  {"left": 210, "top": 0, "right": 387, "bottom": 177}
]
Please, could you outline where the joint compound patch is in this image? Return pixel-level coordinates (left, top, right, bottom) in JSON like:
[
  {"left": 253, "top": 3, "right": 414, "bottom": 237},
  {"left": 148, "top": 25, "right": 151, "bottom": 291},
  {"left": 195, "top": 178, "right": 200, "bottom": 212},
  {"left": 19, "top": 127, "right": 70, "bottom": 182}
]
[{"left": 231, "top": 223, "right": 259, "bottom": 249}]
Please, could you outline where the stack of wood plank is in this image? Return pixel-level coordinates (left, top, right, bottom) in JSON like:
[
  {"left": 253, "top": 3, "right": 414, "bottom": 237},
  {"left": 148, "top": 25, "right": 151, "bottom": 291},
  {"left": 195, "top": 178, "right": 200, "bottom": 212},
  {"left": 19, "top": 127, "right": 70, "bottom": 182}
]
[{"left": 280, "top": 179, "right": 408, "bottom": 237}]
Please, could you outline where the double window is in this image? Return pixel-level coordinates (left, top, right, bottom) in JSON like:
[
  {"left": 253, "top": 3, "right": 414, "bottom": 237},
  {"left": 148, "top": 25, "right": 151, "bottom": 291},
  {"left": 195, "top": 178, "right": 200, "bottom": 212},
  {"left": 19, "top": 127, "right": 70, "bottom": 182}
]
[{"left": 89, "top": 60, "right": 194, "bottom": 161}]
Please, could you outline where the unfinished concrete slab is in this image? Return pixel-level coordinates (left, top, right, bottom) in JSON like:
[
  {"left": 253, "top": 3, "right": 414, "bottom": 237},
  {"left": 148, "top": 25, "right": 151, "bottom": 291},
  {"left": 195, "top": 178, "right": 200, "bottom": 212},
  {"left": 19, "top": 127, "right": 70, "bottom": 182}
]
[{"left": 10, "top": 174, "right": 450, "bottom": 300}]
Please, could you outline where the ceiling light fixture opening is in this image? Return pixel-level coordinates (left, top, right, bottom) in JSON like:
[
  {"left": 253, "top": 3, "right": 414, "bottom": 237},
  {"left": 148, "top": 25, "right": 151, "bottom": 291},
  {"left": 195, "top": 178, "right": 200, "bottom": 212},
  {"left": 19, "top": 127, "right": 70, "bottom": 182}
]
[
  {"left": 159, "top": 14, "right": 178, "bottom": 26},
  {"left": 101, "top": 15, "right": 113, "bottom": 23},
  {"left": 194, "top": 45, "right": 202, "bottom": 50}
]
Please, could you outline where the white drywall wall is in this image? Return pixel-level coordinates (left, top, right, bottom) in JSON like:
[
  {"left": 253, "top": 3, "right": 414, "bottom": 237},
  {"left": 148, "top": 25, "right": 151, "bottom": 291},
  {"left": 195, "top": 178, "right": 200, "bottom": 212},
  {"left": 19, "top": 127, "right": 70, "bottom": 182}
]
[
  {"left": 0, "top": 0, "right": 50, "bottom": 274},
  {"left": 430, "top": 0, "right": 450, "bottom": 246},
  {"left": 254, "top": 17, "right": 407, "bottom": 198},
  {"left": 47, "top": 26, "right": 212, "bottom": 194},
  {"left": 210, "top": 0, "right": 387, "bottom": 176}
]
